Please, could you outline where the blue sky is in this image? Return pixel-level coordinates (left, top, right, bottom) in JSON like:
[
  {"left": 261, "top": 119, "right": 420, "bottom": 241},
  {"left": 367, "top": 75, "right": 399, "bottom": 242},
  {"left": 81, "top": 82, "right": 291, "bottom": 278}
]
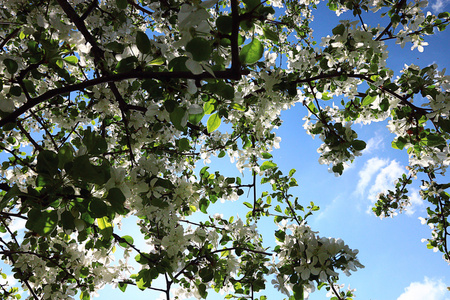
[
  {"left": 87, "top": 2, "right": 450, "bottom": 296},
  {"left": 1, "top": 0, "right": 450, "bottom": 299}
]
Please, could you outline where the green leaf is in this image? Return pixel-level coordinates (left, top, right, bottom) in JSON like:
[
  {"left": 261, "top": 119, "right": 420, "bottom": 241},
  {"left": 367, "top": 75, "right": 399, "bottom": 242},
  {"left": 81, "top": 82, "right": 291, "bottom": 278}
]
[
  {"left": 178, "top": 138, "right": 190, "bottom": 151},
  {"left": 116, "top": 0, "right": 127, "bottom": 9},
  {"left": 332, "top": 24, "right": 346, "bottom": 36},
  {"left": 80, "top": 291, "right": 90, "bottom": 300},
  {"left": 321, "top": 92, "right": 332, "bottom": 100},
  {"left": 61, "top": 211, "right": 76, "bottom": 231},
  {"left": 263, "top": 28, "right": 279, "bottom": 42},
  {"left": 9, "top": 85, "right": 22, "bottom": 96},
  {"left": 170, "top": 106, "right": 187, "bottom": 131},
  {"left": 203, "top": 101, "right": 215, "bottom": 114},
  {"left": 63, "top": 56, "right": 78, "bottom": 65},
  {"left": 275, "top": 229, "right": 285, "bottom": 242},
  {"left": 23, "top": 79, "right": 36, "bottom": 94},
  {"left": 352, "top": 140, "right": 366, "bottom": 151},
  {"left": 262, "top": 152, "right": 273, "bottom": 159},
  {"left": 332, "top": 163, "right": 344, "bottom": 175},
  {"left": 119, "top": 235, "right": 134, "bottom": 247},
  {"left": 289, "top": 169, "right": 296, "bottom": 177},
  {"left": 260, "top": 161, "right": 277, "bottom": 171},
  {"left": 26, "top": 209, "right": 58, "bottom": 236},
  {"left": 168, "top": 56, "right": 189, "bottom": 72},
  {"left": 118, "top": 282, "right": 127, "bottom": 292},
  {"left": 186, "top": 38, "right": 212, "bottom": 61},
  {"left": 207, "top": 113, "right": 221, "bottom": 133},
  {"left": 164, "top": 99, "right": 177, "bottom": 112},
  {"left": 135, "top": 253, "right": 149, "bottom": 265},
  {"left": 423, "top": 134, "right": 446, "bottom": 147},
  {"left": 3, "top": 58, "right": 18, "bottom": 74},
  {"left": 239, "top": 38, "right": 263, "bottom": 65},
  {"left": 83, "top": 128, "right": 107, "bottom": 155},
  {"left": 243, "top": 0, "right": 260, "bottom": 11},
  {"left": 199, "top": 198, "right": 209, "bottom": 214},
  {"left": 199, "top": 267, "right": 214, "bottom": 282},
  {"left": 89, "top": 199, "right": 108, "bottom": 218},
  {"left": 438, "top": 118, "right": 450, "bottom": 133},
  {"left": 36, "top": 150, "right": 59, "bottom": 176},
  {"left": 293, "top": 283, "right": 304, "bottom": 300},
  {"left": 115, "top": 56, "right": 138, "bottom": 73},
  {"left": 380, "top": 98, "right": 389, "bottom": 111},
  {"left": 204, "top": 81, "right": 234, "bottom": 100},
  {"left": 0, "top": 185, "right": 21, "bottom": 210},
  {"left": 391, "top": 137, "right": 407, "bottom": 150},
  {"left": 69, "top": 155, "right": 110, "bottom": 185},
  {"left": 149, "top": 56, "right": 165, "bottom": 65},
  {"left": 55, "top": 59, "right": 64, "bottom": 69},
  {"left": 243, "top": 202, "right": 253, "bottom": 208},
  {"left": 362, "top": 94, "right": 376, "bottom": 106},
  {"left": 58, "top": 144, "right": 74, "bottom": 169},
  {"left": 216, "top": 16, "right": 233, "bottom": 34},
  {"left": 189, "top": 111, "right": 204, "bottom": 125},
  {"left": 136, "top": 31, "right": 151, "bottom": 54},
  {"left": 97, "top": 216, "right": 112, "bottom": 230},
  {"left": 105, "top": 41, "right": 125, "bottom": 53},
  {"left": 106, "top": 188, "right": 127, "bottom": 215},
  {"left": 198, "top": 283, "right": 208, "bottom": 299},
  {"left": 97, "top": 216, "right": 113, "bottom": 239}
]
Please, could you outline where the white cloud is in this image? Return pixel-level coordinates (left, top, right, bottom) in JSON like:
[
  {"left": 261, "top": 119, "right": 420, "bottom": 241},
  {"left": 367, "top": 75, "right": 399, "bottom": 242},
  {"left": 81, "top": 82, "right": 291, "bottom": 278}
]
[
  {"left": 0, "top": 218, "right": 27, "bottom": 238},
  {"left": 431, "top": 0, "right": 450, "bottom": 12},
  {"left": 405, "top": 189, "right": 424, "bottom": 216},
  {"left": 397, "top": 277, "right": 450, "bottom": 300},
  {"left": 0, "top": 271, "right": 18, "bottom": 288},
  {"left": 316, "top": 195, "right": 341, "bottom": 221},
  {"left": 354, "top": 158, "right": 412, "bottom": 214},
  {"left": 355, "top": 157, "right": 389, "bottom": 196},
  {"left": 367, "top": 159, "right": 404, "bottom": 203},
  {"left": 363, "top": 135, "right": 384, "bottom": 154}
]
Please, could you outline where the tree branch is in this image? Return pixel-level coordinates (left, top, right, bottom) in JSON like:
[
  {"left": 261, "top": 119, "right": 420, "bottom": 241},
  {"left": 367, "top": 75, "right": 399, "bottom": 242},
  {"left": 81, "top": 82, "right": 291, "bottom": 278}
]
[{"left": 0, "top": 69, "right": 246, "bottom": 127}]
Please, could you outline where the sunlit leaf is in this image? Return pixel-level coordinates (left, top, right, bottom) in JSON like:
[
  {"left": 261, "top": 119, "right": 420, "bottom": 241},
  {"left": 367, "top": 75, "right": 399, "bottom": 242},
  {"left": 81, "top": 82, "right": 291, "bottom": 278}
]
[
  {"left": 207, "top": 113, "right": 221, "bottom": 133},
  {"left": 239, "top": 38, "right": 263, "bottom": 65}
]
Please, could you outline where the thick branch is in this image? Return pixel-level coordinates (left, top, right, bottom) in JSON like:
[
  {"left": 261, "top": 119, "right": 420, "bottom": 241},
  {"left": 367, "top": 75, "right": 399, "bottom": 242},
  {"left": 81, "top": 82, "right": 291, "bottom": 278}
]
[{"left": 0, "top": 69, "right": 245, "bottom": 127}]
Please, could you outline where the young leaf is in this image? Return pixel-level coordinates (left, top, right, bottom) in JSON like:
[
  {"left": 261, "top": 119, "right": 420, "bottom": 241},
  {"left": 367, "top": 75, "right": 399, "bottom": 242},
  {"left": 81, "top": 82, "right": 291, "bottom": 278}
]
[
  {"left": 118, "top": 283, "right": 127, "bottom": 292},
  {"left": 243, "top": 202, "right": 253, "bottom": 208},
  {"left": 263, "top": 28, "right": 279, "bottom": 42},
  {"left": 362, "top": 94, "right": 376, "bottom": 106},
  {"left": 239, "top": 38, "right": 263, "bottom": 65},
  {"left": 64, "top": 56, "right": 79, "bottom": 65},
  {"left": 207, "top": 113, "right": 221, "bottom": 133},
  {"left": 260, "top": 161, "right": 277, "bottom": 171},
  {"left": 119, "top": 235, "right": 134, "bottom": 248}
]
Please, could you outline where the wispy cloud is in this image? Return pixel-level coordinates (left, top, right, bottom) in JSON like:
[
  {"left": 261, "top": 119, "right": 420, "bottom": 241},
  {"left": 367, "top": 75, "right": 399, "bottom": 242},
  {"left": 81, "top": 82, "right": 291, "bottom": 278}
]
[
  {"left": 0, "top": 218, "right": 26, "bottom": 239},
  {"left": 405, "top": 189, "right": 425, "bottom": 216},
  {"left": 397, "top": 277, "right": 450, "bottom": 300},
  {"left": 355, "top": 157, "right": 389, "bottom": 196},
  {"left": 363, "top": 134, "right": 384, "bottom": 154},
  {"left": 367, "top": 159, "right": 404, "bottom": 203},
  {"left": 431, "top": 0, "right": 450, "bottom": 12}
]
